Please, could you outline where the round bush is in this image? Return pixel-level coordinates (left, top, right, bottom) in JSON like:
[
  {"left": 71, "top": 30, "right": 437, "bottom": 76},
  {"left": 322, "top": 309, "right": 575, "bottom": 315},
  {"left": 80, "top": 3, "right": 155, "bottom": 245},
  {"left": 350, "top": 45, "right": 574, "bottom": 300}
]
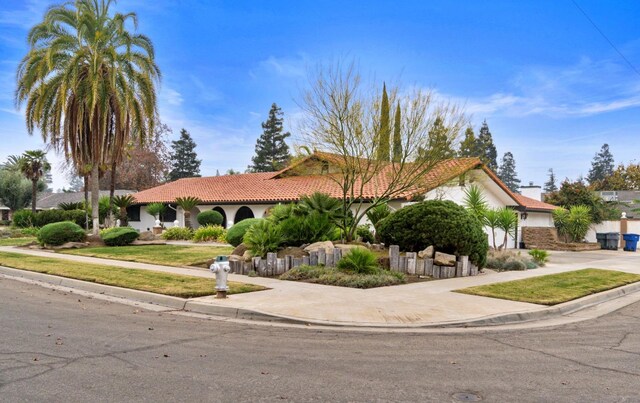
[
  {"left": 12, "top": 209, "right": 35, "bottom": 228},
  {"left": 226, "top": 218, "right": 262, "bottom": 247},
  {"left": 378, "top": 200, "right": 488, "bottom": 267},
  {"left": 102, "top": 227, "right": 139, "bottom": 246},
  {"left": 197, "top": 210, "right": 223, "bottom": 226},
  {"left": 37, "top": 221, "right": 86, "bottom": 246}
]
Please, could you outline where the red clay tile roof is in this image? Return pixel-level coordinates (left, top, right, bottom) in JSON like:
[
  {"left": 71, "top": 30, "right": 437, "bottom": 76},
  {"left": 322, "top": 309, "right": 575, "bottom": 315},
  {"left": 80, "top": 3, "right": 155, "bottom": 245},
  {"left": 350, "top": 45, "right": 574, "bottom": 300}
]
[
  {"left": 131, "top": 152, "right": 557, "bottom": 212},
  {"left": 513, "top": 194, "right": 557, "bottom": 212}
]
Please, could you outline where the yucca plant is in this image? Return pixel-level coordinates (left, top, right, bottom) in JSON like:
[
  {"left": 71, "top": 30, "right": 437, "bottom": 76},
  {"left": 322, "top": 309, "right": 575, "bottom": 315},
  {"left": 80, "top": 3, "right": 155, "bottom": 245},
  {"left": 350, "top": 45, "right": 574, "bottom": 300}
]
[
  {"left": 463, "top": 184, "right": 488, "bottom": 223},
  {"left": 146, "top": 203, "right": 166, "bottom": 222},
  {"left": 175, "top": 196, "right": 201, "bottom": 229},
  {"left": 483, "top": 209, "right": 500, "bottom": 250},
  {"left": 112, "top": 195, "right": 136, "bottom": 226},
  {"left": 496, "top": 207, "right": 518, "bottom": 250}
]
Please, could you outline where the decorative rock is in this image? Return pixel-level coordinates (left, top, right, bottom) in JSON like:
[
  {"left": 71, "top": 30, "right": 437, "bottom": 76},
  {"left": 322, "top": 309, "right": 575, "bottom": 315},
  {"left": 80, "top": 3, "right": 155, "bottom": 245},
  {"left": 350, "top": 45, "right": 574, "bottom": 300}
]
[
  {"left": 416, "top": 259, "right": 425, "bottom": 275},
  {"left": 277, "top": 258, "right": 285, "bottom": 275},
  {"left": 318, "top": 249, "right": 326, "bottom": 266},
  {"left": 309, "top": 251, "right": 318, "bottom": 266},
  {"left": 228, "top": 254, "right": 243, "bottom": 262},
  {"left": 138, "top": 231, "right": 156, "bottom": 241},
  {"left": 334, "top": 244, "right": 366, "bottom": 251},
  {"left": 458, "top": 256, "right": 470, "bottom": 277},
  {"left": 406, "top": 252, "right": 417, "bottom": 275},
  {"left": 51, "top": 242, "right": 89, "bottom": 250},
  {"left": 231, "top": 243, "right": 248, "bottom": 257},
  {"left": 389, "top": 245, "right": 400, "bottom": 271},
  {"left": 434, "top": 252, "right": 456, "bottom": 267},
  {"left": 399, "top": 256, "right": 407, "bottom": 273},
  {"left": 304, "top": 241, "right": 334, "bottom": 253},
  {"left": 424, "top": 258, "right": 434, "bottom": 276},
  {"left": 418, "top": 245, "right": 435, "bottom": 259},
  {"left": 242, "top": 250, "right": 253, "bottom": 262},
  {"left": 333, "top": 248, "right": 342, "bottom": 263},
  {"left": 325, "top": 253, "right": 334, "bottom": 267},
  {"left": 432, "top": 265, "right": 441, "bottom": 279}
]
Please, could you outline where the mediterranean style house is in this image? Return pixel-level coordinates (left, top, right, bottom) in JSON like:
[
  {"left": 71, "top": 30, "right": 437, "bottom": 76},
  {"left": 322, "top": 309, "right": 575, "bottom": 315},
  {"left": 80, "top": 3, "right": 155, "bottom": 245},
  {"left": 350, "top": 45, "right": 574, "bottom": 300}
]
[{"left": 130, "top": 152, "right": 556, "bottom": 248}]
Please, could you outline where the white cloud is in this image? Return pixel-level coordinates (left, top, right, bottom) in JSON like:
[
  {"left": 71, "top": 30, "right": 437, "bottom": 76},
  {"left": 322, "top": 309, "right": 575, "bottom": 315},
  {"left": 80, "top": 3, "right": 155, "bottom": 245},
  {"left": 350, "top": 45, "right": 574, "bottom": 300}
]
[
  {"left": 253, "top": 54, "right": 308, "bottom": 78},
  {"left": 160, "top": 87, "right": 183, "bottom": 107}
]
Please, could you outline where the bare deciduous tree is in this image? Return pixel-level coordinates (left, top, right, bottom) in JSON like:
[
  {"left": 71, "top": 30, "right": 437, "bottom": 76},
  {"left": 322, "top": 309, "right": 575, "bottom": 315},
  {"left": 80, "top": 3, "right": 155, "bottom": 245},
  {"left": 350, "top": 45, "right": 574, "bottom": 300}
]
[{"left": 297, "top": 61, "right": 467, "bottom": 241}]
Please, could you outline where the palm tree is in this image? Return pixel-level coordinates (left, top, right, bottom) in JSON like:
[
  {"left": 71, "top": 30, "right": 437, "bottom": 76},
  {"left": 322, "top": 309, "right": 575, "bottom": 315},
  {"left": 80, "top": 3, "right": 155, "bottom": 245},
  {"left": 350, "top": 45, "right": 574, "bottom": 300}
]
[
  {"left": 496, "top": 207, "right": 518, "bottom": 250},
  {"left": 175, "top": 196, "right": 201, "bottom": 229},
  {"left": 17, "top": 150, "right": 50, "bottom": 214},
  {"left": 113, "top": 195, "right": 136, "bottom": 227},
  {"left": 16, "top": 0, "right": 160, "bottom": 234}
]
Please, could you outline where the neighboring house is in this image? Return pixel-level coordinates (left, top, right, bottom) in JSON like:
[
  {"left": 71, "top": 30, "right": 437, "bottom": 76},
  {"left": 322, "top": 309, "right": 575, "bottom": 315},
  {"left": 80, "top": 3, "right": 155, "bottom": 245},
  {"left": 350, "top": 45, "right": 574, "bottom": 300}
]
[
  {"left": 595, "top": 190, "right": 640, "bottom": 219},
  {"left": 131, "top": 152, "right": 556, "bottom": 248},
  {"left": 36, "top": 190, "right": 136, "bottom": 210},
  {"left": 0, "top": 203, "right": 9, "bottom": 221}
]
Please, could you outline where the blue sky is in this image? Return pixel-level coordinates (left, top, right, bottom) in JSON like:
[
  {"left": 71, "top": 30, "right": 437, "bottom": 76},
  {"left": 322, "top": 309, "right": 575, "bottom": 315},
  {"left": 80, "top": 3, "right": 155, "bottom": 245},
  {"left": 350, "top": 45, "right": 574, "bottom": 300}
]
[{"left": 1, "top": 0, "right": 639, "bottom": 191}]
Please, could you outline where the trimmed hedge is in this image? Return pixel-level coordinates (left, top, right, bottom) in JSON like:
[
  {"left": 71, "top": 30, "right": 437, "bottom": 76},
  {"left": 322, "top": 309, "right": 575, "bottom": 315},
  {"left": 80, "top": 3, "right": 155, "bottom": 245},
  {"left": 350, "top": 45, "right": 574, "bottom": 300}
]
[
  {"left": 378, "top": 200, "right": 488, "bottom": 267},
  {"left": 197, "top": 210, "right": 223, "bottom": 226},
  {"left": 12, "top": 209, "right": 87, "bottom": 229},
  {"left": 37, "top": 221, "right": 86, "bottom": 246},
  {"left": 102, "top": 227, "right": 140, "bottom": 246},
  {"left": 226, "top": 218, "right": 262, "bottom": 247}
]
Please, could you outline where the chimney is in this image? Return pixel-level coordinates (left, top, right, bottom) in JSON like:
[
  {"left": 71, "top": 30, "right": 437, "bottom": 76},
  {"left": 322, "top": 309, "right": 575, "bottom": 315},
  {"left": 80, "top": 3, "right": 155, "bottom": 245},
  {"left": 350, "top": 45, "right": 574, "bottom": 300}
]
[{"left": 520, "top": 182, "right": 542, "bottom": 201}]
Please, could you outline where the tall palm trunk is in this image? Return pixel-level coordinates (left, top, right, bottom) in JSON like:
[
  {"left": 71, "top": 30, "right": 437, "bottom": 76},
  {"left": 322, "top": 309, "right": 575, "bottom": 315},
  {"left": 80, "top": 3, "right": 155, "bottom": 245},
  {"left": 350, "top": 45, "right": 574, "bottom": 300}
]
[
  {"left": 108, "top": 161, "right": 116, "bottom": 227},
  {"left": 84, "top": 175, "right": 89, "bottom": 230},
  {"left": 31, "top": 179, "right": 38, "bottom": 214},
  {"left": 184, "top": 211, "right": 191, "bottom": 229},
  {"left": 90, "top": 164, "right": 100, "bottom": 235}
]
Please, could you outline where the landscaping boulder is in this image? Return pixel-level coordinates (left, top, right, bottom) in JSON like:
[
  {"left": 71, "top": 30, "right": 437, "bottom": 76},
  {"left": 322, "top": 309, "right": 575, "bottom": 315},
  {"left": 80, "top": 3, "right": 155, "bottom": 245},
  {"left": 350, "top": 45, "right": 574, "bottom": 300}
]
[
  {"left": 434, "top": 252, "right": 456, "bottom": 267},
  {"left": 138, "top": 231, "right": 156, "bottom": 241},
  {"left": 228, "top": 254, "right": 243, "bottom": 262},
  {"left": 242, "top": 250, "right": 253, "bottom": 262},
  {"left": 334, "top": 244, "right": 366, "bottom": 251},
  {"left": 231, "top": 243, "right": 249, "bottom": 257},
  {"left": 277, "top": 246, "right": 308, "bottom": 258},
  {"left": 51, "top": 241, "right": 89, "bottom": 250},
  {"left": 304, "top": 241, "right": 334, "bottom": 253},
  {"left": 418, "top": 245, "right": 434, "bottom": 259}
]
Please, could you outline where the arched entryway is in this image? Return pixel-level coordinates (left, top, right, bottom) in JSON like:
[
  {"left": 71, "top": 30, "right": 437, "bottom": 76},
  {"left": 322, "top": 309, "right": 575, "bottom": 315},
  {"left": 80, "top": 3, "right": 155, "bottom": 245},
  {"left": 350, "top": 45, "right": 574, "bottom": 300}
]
[
  {"left": 212, "top": 206, "right": 227, "bottom": 228},
  {"left": 234, "top": 206, "right": 254, "bottom": 224}
]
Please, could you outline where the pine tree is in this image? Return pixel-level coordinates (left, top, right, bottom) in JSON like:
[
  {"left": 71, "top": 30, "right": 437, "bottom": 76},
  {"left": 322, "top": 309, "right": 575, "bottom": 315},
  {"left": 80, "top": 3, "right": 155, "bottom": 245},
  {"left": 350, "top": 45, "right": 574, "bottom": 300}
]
[
  {"left": 168, "top": 129, "right": 201, "bottom": 181},
  {"left": 427, "top": 117, "right": 456, "bottom": 159},
  {"left": 459, "top": 126, "right": 478, "bottom": 158},
  {"left": 249, "top": 103, "right": 292, "bottom": 172},
  {"left": 497, "top": 152, "right": 521, "bottom": 193},
  {"left": 544, "top": 168, "right": 558, "bottom": 193},
  {"left": 376, "top": 83, "right": 391, "bottom": 161},
  {"left": 392, "top": 101, "right": 402, "bottom": 162},
  {"left": 587, "top": 143, "right": 615, "bottom": 185},
  {"left": 476, "top": 120, "right": 498, "bottom": 171}
]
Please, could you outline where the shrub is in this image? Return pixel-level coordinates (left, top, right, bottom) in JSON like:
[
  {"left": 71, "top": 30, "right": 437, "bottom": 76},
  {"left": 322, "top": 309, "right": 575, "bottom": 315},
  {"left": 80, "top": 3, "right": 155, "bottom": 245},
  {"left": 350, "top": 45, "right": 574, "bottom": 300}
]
[
  {"left": 553, "top": 205, "right": 591, "bottom": 243},
  {"left": 278, "top": 211, "right": 335, "bottom": 246},
  {"left": 356, "top": 225, "right": 375, "bottom": 243},
  {"left": 280, "top": 265, "right": 406, "bottom": 289},
  {"left": 378, "top": 200, "right": 488, "bottom": 267},
  {"left": 243, "top": 220, "right": 282, "bottom": 257},
  {"left": 64, "top": 209, "right": 87, "bottom": 228},
  {"left": 13, "top": 227, "right": 39, "bottom": 237},
  {"left": 33, "top": 209, "right": 67, "bottom": 227},
  {"left": 161, "top": 227, "right": 194, "bottom": 240},
  {"left": 197, "top": 210, "right": 224, "bottom": 227},
  {"left": 37, "top": 221, "right": 85, "bottom": 246},
  {"left": 337, "top": 248, "right": 379, "bottom": 275},
  {"left": 12, "top": 209, "right": 35, "bottom": 228},
  {"left": 102, "top": 227, "right": 139, "bottom": 246},
  {"left": 193, "top": 225, "right": 227, "bottom": 243},
  {"left": 226, "top": 218, "right": 262, "bottom": 246},
  {"left": 0, "top": 220, "right": 11, "bottom": 226},
  {"left": 528, "top": 249, "right": 549, "bottom": 266},
  {"left": 485, "top": 250, "right": 538, "bottom": 271}
]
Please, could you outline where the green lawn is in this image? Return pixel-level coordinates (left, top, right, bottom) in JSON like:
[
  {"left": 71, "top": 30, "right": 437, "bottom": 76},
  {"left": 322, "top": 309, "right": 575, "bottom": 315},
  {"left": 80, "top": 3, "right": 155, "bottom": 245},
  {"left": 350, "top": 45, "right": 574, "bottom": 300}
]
[
  {"left": 456, "top": 269, "right": 640, "bottom": 305},
  {"left": 0, "top": 237, "right": 37, "bottom": 246},
  {"left": 0, "top": 251, "right": 264, "bottom": 298},
  {"left": 60, "top": 244, "right": 234, "bottom": 267}
]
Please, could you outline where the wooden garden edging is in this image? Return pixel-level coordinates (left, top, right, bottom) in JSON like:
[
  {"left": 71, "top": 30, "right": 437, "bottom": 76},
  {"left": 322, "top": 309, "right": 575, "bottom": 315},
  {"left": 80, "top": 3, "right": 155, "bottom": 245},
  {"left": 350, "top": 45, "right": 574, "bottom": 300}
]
[{"left": 228, "top": 246, "right": 479, "bottom": 278}]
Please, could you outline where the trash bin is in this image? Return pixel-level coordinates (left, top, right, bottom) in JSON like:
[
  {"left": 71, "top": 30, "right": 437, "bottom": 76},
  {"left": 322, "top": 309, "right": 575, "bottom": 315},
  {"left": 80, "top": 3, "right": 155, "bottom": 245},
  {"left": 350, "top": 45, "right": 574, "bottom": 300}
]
[
  {"left": 595, "top": 233, "right": 607, "bottom": 249},
  {"left": 623, "top": 233, "right": 639, "bottom": 252},
  {"left": 605, "top": 232, "right": 620, "bottom": 250}
]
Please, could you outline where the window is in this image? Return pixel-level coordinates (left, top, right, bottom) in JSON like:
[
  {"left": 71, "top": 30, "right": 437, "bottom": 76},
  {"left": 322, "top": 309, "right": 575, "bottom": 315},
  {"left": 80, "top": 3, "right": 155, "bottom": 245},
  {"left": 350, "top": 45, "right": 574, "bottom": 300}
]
[
  {"left": 127, "top": 205, "right": 141, "bottom": 222},
  {"left": 162, "top": 204, "right": 177, "bottom": 222}
]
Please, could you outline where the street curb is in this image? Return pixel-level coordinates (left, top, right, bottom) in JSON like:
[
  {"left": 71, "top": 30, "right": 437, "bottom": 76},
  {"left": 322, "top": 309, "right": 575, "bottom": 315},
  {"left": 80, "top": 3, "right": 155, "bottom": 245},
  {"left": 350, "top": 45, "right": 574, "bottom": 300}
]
[{"left": 2, "top": 265, "right": 640, "bottom": 329}]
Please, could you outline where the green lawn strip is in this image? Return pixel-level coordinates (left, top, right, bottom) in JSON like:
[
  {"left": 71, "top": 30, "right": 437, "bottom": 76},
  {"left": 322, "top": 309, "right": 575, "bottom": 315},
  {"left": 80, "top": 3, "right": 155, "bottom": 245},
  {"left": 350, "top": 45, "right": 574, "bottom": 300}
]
[
  {"left": 455, "top": 269, "right": 640, "bottom": 305},
  {"left": 0, "top": 251, "right": 264, "bottom": 298},
  {"left": 0, "top": 237, "right": 37, "bottom": 246},
  {"left": 60, "top": 244, "right": 234, "bottom": 267}
]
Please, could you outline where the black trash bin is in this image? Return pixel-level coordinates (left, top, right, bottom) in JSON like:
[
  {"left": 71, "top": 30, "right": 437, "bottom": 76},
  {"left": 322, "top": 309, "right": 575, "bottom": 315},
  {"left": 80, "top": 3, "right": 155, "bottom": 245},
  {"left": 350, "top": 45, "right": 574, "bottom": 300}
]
[
  {"left": 604, "top": 232, "right": 620, "bottom": 250},
  {"left": 595, "top": 233, "right": 607, "bottom": 249}
]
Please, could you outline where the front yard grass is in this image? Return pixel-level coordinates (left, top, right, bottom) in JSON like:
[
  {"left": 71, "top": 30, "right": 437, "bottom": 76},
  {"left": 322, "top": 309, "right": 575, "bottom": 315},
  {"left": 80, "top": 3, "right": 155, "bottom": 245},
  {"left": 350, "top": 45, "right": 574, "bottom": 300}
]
[
  {"left": 0, "top": 237, "right": 37, "bottom": 246},
  {"left": 0, "top": 251, "right": 264, "bottom": 298},
  {"left": 456, "top": 269, "right": 640, "bottom": 305},
  {"left": 59, "top": 244, "right": 233, "bottom": 267}
]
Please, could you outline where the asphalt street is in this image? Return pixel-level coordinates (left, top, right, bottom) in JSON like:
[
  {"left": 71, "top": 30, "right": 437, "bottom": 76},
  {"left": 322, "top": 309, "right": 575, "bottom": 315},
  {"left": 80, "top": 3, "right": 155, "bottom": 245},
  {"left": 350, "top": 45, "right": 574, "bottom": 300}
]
[{"left": 1, "top": 277, "right": 639, "bottom": 402}]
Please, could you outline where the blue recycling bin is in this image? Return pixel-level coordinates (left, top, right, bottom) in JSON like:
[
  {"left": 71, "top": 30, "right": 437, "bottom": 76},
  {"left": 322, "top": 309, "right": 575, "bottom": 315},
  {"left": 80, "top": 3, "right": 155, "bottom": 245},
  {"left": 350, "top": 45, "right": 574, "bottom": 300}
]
[{"left": 623, "top": 233, "right": 639, "bottom": 252}]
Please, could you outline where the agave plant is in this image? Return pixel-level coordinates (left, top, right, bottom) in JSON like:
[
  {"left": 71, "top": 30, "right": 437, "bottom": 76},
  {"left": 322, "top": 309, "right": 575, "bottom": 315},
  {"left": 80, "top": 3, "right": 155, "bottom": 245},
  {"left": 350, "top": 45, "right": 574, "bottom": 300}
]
[
  {"left": 113, "top": 195, "right": 136, "bottom": 226},
  {"left": 175, "top": 196, "right": 201, "bottom": 229}
]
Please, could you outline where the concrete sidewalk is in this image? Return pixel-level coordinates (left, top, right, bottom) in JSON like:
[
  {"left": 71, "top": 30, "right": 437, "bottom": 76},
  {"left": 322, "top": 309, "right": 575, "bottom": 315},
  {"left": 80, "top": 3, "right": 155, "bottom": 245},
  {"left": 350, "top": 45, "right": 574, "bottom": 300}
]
[{"left": 1, "top": 246, "right": 639, "bottom": 327}]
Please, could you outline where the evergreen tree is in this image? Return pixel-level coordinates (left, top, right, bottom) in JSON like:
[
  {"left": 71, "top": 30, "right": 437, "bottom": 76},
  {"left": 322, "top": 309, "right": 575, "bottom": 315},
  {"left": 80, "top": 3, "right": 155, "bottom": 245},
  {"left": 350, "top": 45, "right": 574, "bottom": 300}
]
[
  {"left": 168, "top": 129, "right": 201, "bottom": 181},
  {"left": 426, "top": 116, "right": 456, "bottom": 159},
  {"left": 544, "top": 168, "right": 558, "bottom": 193},
  {"left": 249, "top": 103, "right": 292, "bottom": 172},
  {"left": 459, "top": 126, "right": 478, "bottom": 158},
  {"left": 497, "top": 152, "right": 521, "bottom": 193},
  {"left": 376, "top": 83, "right": 391, "bottom": 161},
  {"left": 392, "top": 101, "right": 402, "bottom": 162},
  {"left": 476, "top": 120, "right": 498, "bottom": 171},
  {"left": 587, "top": 143, "right": 615, "bottom": 185}
]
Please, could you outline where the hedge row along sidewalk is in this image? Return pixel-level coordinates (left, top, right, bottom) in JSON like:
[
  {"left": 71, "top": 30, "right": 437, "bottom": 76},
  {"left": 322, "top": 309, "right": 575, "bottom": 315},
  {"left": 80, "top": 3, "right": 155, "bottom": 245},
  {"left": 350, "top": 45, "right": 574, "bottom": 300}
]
[
  {"left": 0, "top": 251, "right": 265, "bottom": 298},
  {"left": 456, "top": 269, "right": 640, "bottom": 305}
]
